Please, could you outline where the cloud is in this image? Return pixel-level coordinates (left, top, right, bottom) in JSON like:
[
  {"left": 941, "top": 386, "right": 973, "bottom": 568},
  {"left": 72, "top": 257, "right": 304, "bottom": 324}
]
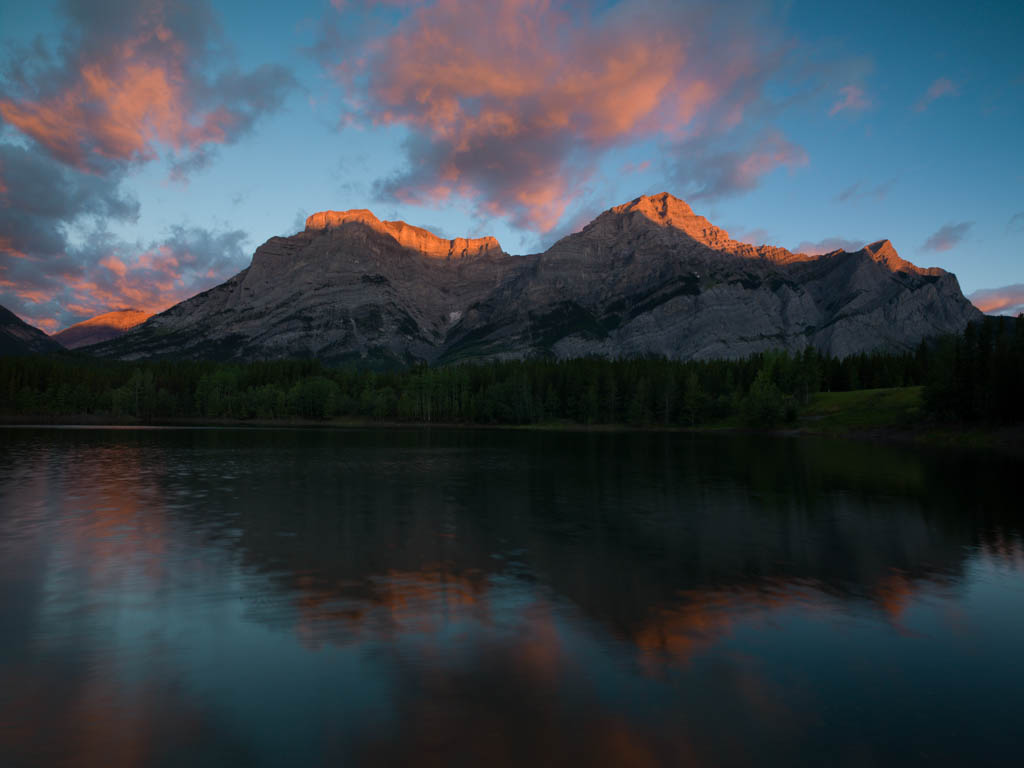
[
  {"left": 670, "top": 131, "right": 808, "bottom": 201},
  {"left": 0, "top": 0, "right": 295, "bottom": 175},
  {"left": 1007, "top": 211, "right": 1024, "bottom": 233},
  {"left": 835, "top": 178, "right": 894, "bottom": 203},
  {"left": 0, "top": 0, "right": 290, "bottom": 330},
  {"left": 0, "top": 142, "right": 139, "bottom": 262},
  {"left": 921, "top": 221, "right": 972, "bottom": 252},
  {"left": 0, "top": 221, "right": 250, "bottom": 332},
  {"left": 731, "top": 227, "right": 774, "bottom": 246},
  {"left": 828, "top": 85, "right": 870, "bottom": 116},
  {"left": 968, "top": 284, "right": 1024, "bottom": 315},
  {"left": 327, "top": 0, "right": 793, "bottom": 231},
  {"left": 792, "top": 237, "right": 863, "bottom": 255},
  {"left": 620, "top": 160, "right": 651, "bottom": 175},
  {"left": 914, "top": 77, "right": 957, "bottom": 112}
]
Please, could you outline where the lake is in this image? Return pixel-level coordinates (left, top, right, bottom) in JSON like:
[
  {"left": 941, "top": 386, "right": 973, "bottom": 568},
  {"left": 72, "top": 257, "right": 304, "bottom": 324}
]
[{"left": 1, "top": 427, "right": 1021, "bottom": 766}]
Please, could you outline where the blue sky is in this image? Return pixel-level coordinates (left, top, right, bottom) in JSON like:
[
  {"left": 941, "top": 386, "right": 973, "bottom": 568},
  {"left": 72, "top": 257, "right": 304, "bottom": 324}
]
[{"left": 1, "top": 0, "right": 1022, "bottom": 331}]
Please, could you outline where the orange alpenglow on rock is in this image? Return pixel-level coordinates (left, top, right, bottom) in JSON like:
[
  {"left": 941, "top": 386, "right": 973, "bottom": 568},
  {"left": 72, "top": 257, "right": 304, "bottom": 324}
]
[
  {"left": 88, "top": 193, "right": 980, "bottom": 366},
  {"left": 304, "top": 210, "right": 503, "bottom": 260},
  {"left": 52, "top": 309, "right": 153, "bottom": 349}
]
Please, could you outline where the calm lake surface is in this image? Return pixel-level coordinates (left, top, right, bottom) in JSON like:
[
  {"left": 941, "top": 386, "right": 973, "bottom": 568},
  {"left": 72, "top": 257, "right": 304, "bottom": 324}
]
[{"left": 1, "top": 427, "right": 1022, "bottom": 766}]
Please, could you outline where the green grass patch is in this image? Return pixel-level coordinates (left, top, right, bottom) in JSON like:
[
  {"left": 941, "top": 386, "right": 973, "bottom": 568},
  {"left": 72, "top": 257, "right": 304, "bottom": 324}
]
[{"left": 800, "top": 386, "right": 924, "bottom": 433}]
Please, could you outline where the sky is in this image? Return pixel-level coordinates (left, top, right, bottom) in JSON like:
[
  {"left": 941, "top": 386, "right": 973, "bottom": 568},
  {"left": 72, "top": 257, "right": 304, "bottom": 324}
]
[{"left": 0, "top": 0, "right": 1022, "bottom": 332}]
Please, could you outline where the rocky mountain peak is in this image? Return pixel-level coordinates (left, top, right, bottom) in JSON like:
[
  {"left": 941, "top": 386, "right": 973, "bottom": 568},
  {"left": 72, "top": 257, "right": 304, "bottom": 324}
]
[
  {"left": 611, "top": 192, "right": 696, "bottom": 222},
  {"left": 600, "top": 192, "right": 733, "bottom": 247},
  {"left": 305, "top": 209, "right": 503, "bottom": 260},
  {"left": 575, "top": 192, "right": 801, "bottom": 264},
  {"left": 862, "top": 239, "right": 945, "bottom": 276}
]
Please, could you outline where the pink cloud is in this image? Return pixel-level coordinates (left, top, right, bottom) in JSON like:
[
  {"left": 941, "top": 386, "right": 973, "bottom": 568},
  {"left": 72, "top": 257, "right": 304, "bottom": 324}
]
[
  {"left": 59, "top": 245, "right": 217, "bottom": 319},
  {"left": 336, "top": 0, "right": 786, "bottom": 231},
  {"left": 828, "top": 85, "right": 870, "bottom": 116},
  {"left": 1, "top": 35, "right": 218, "bottom": 171},
  {"left": 914, "top": 77, "right": 957, "bottom": 112},
  {"left": 969, "top": 284, "right": 1024, "bottom": 315},
  {"left": 0, "top": 225, "right": 249, "bottom": 331},
  {"left": 0, "top": 280, "right": 51, "bottom": 306},
  {"left": 0, "top": 0, "right": 293, "bottom": 175}
]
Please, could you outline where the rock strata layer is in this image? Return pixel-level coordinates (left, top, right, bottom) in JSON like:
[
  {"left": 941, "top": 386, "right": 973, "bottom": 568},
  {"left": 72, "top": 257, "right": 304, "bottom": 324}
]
[{"left": 93, "top": 193, "right": 982, "bottom": 366}]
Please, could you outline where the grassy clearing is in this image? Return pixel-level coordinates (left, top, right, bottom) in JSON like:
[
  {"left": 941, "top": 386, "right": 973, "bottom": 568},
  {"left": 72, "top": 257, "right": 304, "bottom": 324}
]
[{"left": 799, "top": 386, "right": 924, "bottom": 433}]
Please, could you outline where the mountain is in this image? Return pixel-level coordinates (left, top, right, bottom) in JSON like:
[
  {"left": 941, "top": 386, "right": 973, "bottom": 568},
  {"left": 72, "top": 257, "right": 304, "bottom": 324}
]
[
  {"left": 92, "top": 193, "right": 981, "bottom": 366},
  {"left": 52, "top": 309, "right": 152, "bottom": 349},
  {"left": 0, "top": 305, "right": 65, "bottom": 356}
]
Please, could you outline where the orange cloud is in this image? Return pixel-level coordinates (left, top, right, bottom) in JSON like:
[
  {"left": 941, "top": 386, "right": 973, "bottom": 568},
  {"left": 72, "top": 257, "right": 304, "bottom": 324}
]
[
  {"left": 969, "top": 284, "right": 1024, "bottom": 315},
  {"left": 61, "top": 245, "right": 206, "bottom": 319},
  {"left": 0, "top": 279, "right": 52, "bottom": 306},
  {"left": 2, "top": 36, "right": 206, "bottom": 170},
  {"left": 0, "top": 1, "right": 293, "bottom": 174},
  {"left": 342, "top": 0, "right": 782, "bottom": 231},
  {"left": 1, "top": 225, "right": 249, "bottom": 332}
]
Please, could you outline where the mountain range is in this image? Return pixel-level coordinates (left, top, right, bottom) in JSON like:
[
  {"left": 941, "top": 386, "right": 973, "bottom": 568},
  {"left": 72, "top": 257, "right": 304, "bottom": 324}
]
[
  {"left": 87, "top": 193, "right": 979, "bottom": 366},
  {"left": 1, "top": 193, "right": 981, "bottom": 365}
]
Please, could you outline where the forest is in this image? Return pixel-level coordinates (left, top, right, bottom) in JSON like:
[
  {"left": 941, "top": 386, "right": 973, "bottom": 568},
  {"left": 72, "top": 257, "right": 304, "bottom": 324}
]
[{"left": 2, "top": 315, "right": 1021, "bottom": 428}]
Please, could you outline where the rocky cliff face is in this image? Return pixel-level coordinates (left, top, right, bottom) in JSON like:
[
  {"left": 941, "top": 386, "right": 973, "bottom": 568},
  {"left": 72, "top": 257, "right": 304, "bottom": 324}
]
[
  {"left": 52, "top": 309, "right": 152, "bottom": 349},
  {"left": 0, "top": 304, "right": 65, "bottom": 356},
  {"left": 93, "top": 194, "right": 981, "bottom": 366}
]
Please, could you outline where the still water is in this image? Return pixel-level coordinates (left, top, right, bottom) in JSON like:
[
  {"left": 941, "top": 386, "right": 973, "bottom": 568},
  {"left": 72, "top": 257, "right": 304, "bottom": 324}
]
[{"left": 0, "top": 427, "right": 1022, "bottom": 766}]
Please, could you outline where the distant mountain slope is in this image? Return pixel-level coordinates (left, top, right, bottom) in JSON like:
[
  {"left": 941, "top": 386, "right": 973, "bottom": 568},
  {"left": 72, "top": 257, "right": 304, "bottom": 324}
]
[
  {"left": 0, "top": 305, "right": 64, "bottom": 356},
  {"left": 52, "top": 309, "right": 152, "bottom": 349},
  {"left": 92, "top": 193, "right": 981, "bottom": 365}
]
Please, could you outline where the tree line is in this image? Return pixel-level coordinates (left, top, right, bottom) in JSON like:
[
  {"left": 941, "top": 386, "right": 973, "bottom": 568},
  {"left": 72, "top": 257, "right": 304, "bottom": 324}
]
[
  {"left": 1, "top": 315, "right": 1020, "bottom": 427},
  {"left": 924, "top": 314, "right": 1024, "bottom": 423}
]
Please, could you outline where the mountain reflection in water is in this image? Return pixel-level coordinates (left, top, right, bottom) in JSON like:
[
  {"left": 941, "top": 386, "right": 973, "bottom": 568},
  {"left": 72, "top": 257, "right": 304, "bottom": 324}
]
[{"left": 0, "top": 427, "right": 1021, "bottom": 766}]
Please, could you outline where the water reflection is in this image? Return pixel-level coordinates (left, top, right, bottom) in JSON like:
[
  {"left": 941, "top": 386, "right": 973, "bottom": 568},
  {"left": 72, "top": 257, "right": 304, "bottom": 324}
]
[{"left": 0, "top": 427, "right": 1021, "bottom": 766}]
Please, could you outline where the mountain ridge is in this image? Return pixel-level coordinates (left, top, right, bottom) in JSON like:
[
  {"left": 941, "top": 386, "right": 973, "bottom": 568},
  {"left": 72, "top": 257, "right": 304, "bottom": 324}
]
[
  {"left": 305, "top": 209, "right": 504, "bottom": 261},
  {"left": 0, "top": 305, "right": 65, "bottom": 356},
  {"left": 52, "top": 308, "right": 152, "bottom": 349},
  {"left": 91, "top": 193, "right": 980, "bottom": 366}
]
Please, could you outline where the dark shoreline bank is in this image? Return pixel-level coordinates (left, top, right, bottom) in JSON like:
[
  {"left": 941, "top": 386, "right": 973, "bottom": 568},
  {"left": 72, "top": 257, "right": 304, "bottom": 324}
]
[{"left": 4, "top": 412, "right": 1022, "bottom": 457}]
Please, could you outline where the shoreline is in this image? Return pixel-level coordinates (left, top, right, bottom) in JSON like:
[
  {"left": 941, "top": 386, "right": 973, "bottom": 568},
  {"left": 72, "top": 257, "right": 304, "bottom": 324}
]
[{"left": 3, "top": 414, "right": 1022, "bottom": 456}]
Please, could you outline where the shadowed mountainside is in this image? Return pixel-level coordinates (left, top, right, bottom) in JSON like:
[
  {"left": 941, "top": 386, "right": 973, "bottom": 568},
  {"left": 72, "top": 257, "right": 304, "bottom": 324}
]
[
  {"left": 92, "top": 193, "right": 981, "bottom": 366},
  {"left": 0, "top": 304, "right": 64, "bottom": 356}
]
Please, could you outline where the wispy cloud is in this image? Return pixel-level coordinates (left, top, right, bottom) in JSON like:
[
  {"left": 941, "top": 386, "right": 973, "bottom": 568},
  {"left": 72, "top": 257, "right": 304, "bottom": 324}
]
[
  {"left": 325, "top": 0, "right": 797, "bottom": 231},
  {"left": 828, "top": 85, "right": 870, "bottom": 116},
  {"left": 914, "top": 77, "right": 957, "bottom": 112},
  {"left": 670, "top": 131, "right": 808, "bottom": 201},
  {"left": 969, "top": 284, "right": 1024, "bottom": 315},
  {"left": 921, "top": 221, "right": 972, "bottom": 252},
  {"left": 835, "top": 178, "right": 895, "bottom": 203},
  {"left": 792, "top": 237, "right": 863, "bottom": 255},
  {"left": 620, "top": 160, "right": 651, "bottom": 175},
  {"left": 731, "top": 227, "right": 774, "bottom": 246}
]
